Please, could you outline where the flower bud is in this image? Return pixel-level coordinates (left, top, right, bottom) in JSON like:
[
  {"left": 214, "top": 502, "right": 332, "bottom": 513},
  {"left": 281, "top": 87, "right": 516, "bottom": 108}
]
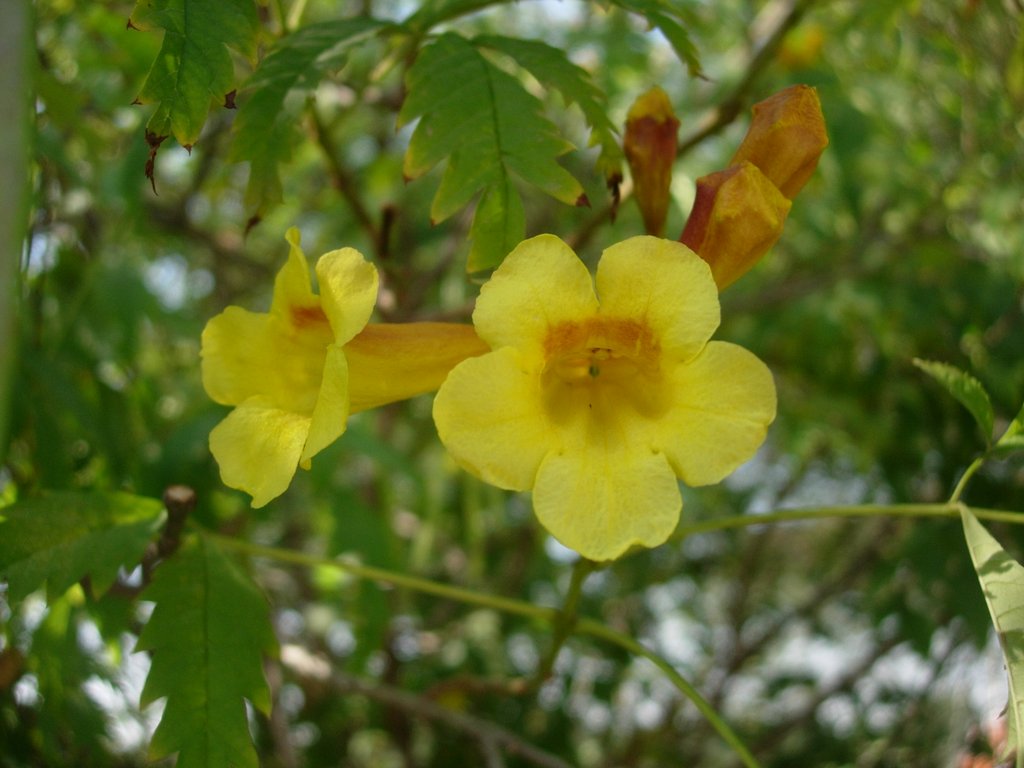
[
  {"left": 680, "top": 162, "right": 791, "bottom": 289},
  {"left": 729, "top": 84, "right": 828, "bottom": 199},
  {"left": 624, "top": 86, "right": 680, "bottom": 236}
]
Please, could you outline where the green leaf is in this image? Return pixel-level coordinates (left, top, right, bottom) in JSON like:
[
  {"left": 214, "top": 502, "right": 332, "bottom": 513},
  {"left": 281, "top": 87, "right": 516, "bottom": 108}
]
[
  {"left": 402, "top": 0, "right": 508, "bottom": 35},
  {"left": 995, "top": 400, "right": 1024, "bottom": 456},
  {"left": 230, "top": 17, "right": 388, "bottom": 213},
  {"left": 961, "top": 507, "right": 1024, "bottom": 768},
  {"left": 605, "top": 0, "right": 702, "bottom": 77},
  {"left": 474, "top": 34, "right": 623, "bottom": 183},
  {"left": 130, "top": 0, "right": 260, "bottom": 147},
  {"left": 0, "top": 491, "right": 165, "bottom": 602},
  {"left": 398, "top": 33, "right": 585, "bottom": 271},
  {"left": 913, "top": 358, "right": 995, "bottom": 444},
  {"left": 138, "top": 535, "right": 276, "bottom": 768}
]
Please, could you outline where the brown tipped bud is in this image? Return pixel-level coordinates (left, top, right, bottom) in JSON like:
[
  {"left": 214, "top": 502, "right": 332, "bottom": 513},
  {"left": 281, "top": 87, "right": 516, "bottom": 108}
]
[
  {"left": 680, "top": 162, "right": 792, "bottom": 289},
  {"left": 730, "top": 85, "right": 828, "bottom": 199},
  {"left": 624, "top": 86, "right": 680, "bottom": 237}
]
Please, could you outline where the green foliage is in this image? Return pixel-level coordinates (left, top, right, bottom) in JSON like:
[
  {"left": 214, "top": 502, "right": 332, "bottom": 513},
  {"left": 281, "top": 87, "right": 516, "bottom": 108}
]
[
  {"left": 913, "top": 358, "right": 995, "bottom": 445},
  {"left": 961, "top": 507, "right": 1024, "bottom": 768},
  {"left": 13, "top": 0, "right": 1024, "bottom": 766},
  {"left": 605, "top": 0, "right": 702, "bottom": 76},
  {"left": 231, "top": 17, "right": 390, "bottom": 213},
  {"left": 138, "top": 535, "right": 276, "bottom": 768},
  {"left": 473, "top": 34, "right": 624, "bottom": 182},
  {"left": 0, "top": 491, "right": 165, "bottom": 602},
  {"left": 130, "top": 0, "right": 260, "bottom": 146},
  {"left": 398, "top": 32, "right": 586, "bottom": 271},
  {"left": 996, "top": 400, "right": 1024, "bottom": 456}
]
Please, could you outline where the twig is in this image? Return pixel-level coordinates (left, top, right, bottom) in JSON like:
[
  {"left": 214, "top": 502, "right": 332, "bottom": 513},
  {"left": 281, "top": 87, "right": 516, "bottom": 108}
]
[
  {"left": 105, "top": 485, "right": 196, "bottom": 600},
  {"left": 279, "top": 645, "right": 573, "bottom": 768},
  {"left": 677, "top": 0, "right": 818, "bottom": 159},
  {"left": 751, "top": 632, "right": 904, "bottom": 756},
  {"left": 308, "top": 105, "right": 381, "bottom": 253}
]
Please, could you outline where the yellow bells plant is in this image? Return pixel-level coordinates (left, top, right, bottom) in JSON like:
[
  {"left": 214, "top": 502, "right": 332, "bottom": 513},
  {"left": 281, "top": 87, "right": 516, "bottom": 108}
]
[
  {"left": 202, "top": 228, "right": 487, "bottom": 507},
  {"left": 433, "top": 234, "right": 776, "bottom": 562}
]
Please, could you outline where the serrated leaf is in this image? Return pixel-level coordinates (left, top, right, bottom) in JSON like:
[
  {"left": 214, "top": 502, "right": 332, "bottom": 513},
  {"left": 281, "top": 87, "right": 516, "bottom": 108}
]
[
  {"left": 230, "top": 17, "right": 388, "bottom": 213},
  {"left": 913, "top": 358, "right": 994, "bottom": 444},
  {"left": 130, "top": 0, "right": 260, "bottom": 147},
  {"left": 469, "top": 176, "right": 526, "bottom": 272},
  {"left": 402, "top": 0, "right": 507, "bottom": 34},
  {"left": 0, "top": 491, "right": 165, "bottom": 602},
  {"left": 995, "top": 400, "right": 1024, "bottom": 457},
  {"left": 138, "top": 535, "right": 276, "bottom": 768},
  {"left": 398, "top": 33, "right": 585, "bottom": 271},
  {"left": 606, "top": 0, "right": 702, "bottom": 77},
  {"left": 474, "top": 34, "right": 623, "bottom": 182},
  {"left": 961, "top": 507, "right": 1024, "bottom": 768}
]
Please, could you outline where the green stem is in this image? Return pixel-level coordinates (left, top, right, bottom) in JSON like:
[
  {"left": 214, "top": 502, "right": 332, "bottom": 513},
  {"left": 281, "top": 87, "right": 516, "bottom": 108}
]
[
  {"left": 673, "top": 502, "right": 1023, "bottom": 542},
  {"left": 207, "top": 531, "right": 556, "bottom": 624},
  {"left": 205, "top": 530, "right": 757, "bottom": 765},
  {"left": 949, "top": 455, "right": 987, "bottom": 504},
  {"left": 577, "top": 618, "right": 762, "bottom": 768},
  {"left": 533, "top": 558, "right": 596, "bottom": 686}
]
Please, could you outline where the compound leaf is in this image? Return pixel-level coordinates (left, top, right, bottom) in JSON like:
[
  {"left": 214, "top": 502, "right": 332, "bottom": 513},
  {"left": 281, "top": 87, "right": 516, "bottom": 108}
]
[
  {"left": 398, "top": 33, "right": 585, "bottom": 271},
  {"left": 606, "top": 0, "right": 702, "bottom": 76},
  {"left": 0, "top": 491, "right": 165, "bottom": 603},
  {"left": 230, "top": 17, "right": 388, "bottom": 213},
  {"left": 474, "top": 34, "right": 623, "bottom": 183},
  {"left": 130, "top": 0, "right": 260, "bottom": 147},
  {"left": 138, "top": 535, "right": 276, "bottom": 768},
  {"left": 961, "top": 507, "right": 1024, "bottom": 768},
  {"left": 914, "top": 358, "right": 994, "bottom": 445}
]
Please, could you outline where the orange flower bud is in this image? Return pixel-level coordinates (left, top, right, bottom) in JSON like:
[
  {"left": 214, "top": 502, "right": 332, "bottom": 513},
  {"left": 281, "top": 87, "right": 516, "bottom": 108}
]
[
  {"left": 729, "top": 84, "right": 828, "bottom": 199},
  {"left": 680, "top": 162, "right": 791, "bottom": 289},
  {"left": 624, "top": 86, "right": 680, "bottom": 237}
]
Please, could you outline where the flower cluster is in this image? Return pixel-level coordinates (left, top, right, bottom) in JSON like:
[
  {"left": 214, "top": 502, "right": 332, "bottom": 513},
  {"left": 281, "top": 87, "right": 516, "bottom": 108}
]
[{"left": 201, "top": 85, "right": 826, "bottom": 561}]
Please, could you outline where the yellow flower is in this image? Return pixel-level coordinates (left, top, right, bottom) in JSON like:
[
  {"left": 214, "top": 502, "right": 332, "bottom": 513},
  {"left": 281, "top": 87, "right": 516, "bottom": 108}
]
[
  {"left": 202, "top": 228, "right": 487, "bottom": 507},
  {"left": 432, "top": 235, "right": 776, "bottom": 562}
]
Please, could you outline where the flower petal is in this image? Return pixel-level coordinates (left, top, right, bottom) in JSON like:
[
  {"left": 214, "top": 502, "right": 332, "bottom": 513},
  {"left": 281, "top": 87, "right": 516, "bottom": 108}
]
[
  {"left": 472, "top": 234, "right": 598, "bottom": 356},
  {"left": 301, "top": 345, "right": 350, "bottom": 464},
  {"left": 346, "top": 323, "right": 489, "bottom": 413},
  {"left": 201, "top": 306, "right": 326, "bottom": 412},
  {"left": 316, "top": 247, "right": 378, "bottom": 345},
  {"left": 533, "top": 443, "right": 681, "bottom": 562},
  {"left": 595, "top": 236, "right": 720, "bottom": 362},
  {"left": 656, "top": 341, "right": 776, "bottom": 486},
  {"left": 271, "top": 227, "right": 319, "bottom": 317},
  {"left": 209, "top": 398, "right": 311, "bottom": 508},
  {"left": 433, "top": 347, "right": 552, "bottom": 491}
]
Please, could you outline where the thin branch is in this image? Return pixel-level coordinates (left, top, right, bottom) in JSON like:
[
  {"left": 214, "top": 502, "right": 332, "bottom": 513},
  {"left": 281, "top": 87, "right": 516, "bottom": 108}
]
[
  {"left": 676, "top": 0, "right": 819, "bottom": 159},
  {"left": 308, "top": 105, "right": 381, "bottom": 253},
  {"left": 280, "top": 646, "right": 572, "bottom": 768},
  {"left": 751, "top": 632, "right": 904, "bottom": 756}
]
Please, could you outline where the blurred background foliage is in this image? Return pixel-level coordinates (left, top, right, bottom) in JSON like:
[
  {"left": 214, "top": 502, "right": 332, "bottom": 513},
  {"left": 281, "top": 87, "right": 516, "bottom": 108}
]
[{"left": 4, "top": 0, "right": 1024, "bottom": 766}]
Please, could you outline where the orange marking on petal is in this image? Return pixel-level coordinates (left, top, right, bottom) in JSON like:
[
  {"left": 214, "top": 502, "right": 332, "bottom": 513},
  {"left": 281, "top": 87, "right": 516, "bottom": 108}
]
[{"left": 290, "top": 305, "right": 329, "bottom": 328}]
